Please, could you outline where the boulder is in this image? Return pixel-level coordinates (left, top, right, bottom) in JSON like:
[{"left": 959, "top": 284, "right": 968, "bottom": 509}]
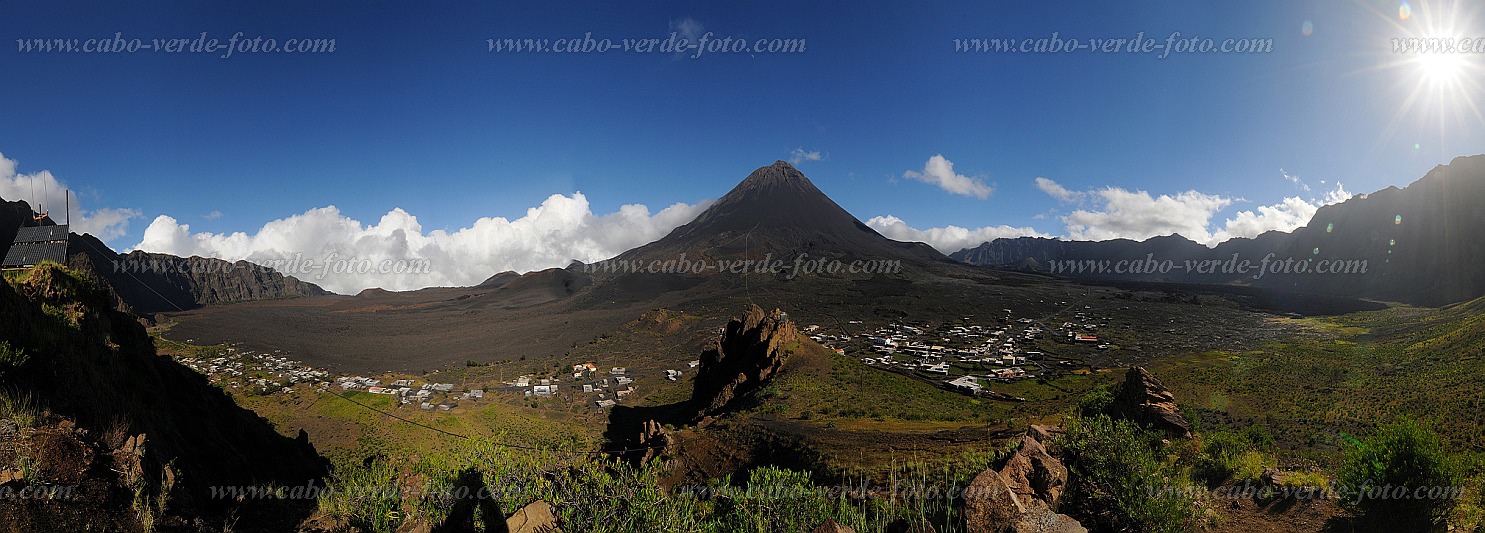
[
  {"left": 965, "top": 431, "right": 1085, "bottom": 533},
  {"left": 1007, "top": 500, "right": 1088, "bottom": 533},
  {"left": 1261, "top": 467, "right": 1287, "bottom": 488},
  {"left": 964, "top": 469, "right": 1026, "bottom": 531},
  {"left": 998, "top": 436, "right": 1068, "bottom": 510},
  {"left": 812, "top": 518, "right": 857, "bottom": 533},
  {"left": 1026, "top": 424, "right": 1062, "bottom": 444},
  {"left": 506, "top": 500, "right": 560, "bottom": 533}
]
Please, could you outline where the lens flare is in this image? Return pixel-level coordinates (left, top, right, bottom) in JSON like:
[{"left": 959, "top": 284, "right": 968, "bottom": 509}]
[
  {"left": 1302, "top": 20, "right": 1314, "bottom": 37},
  {"left": 1400, "top": 1, "right": 1412, "bottom": 20}
]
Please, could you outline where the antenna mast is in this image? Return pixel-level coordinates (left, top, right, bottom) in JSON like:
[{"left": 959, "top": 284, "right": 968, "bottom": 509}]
[{"left": 28, "top": 176, "right": 47, "bottom": 225}]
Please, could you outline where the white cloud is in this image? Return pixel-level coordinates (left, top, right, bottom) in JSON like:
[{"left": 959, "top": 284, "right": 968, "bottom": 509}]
[
  {"left": 1280, "top": 168, "right": 1311, "bottom": 192},
  {"left": 0, "top": 152, "right": 140, "bottom": 241},
  {"left": 865, "top": 215, "right": 1045, "bottom": 253},
  {"left": 1063, "top": 187, "right": 1233, "bottom": 243},
  {"left": 1208, "top": 182, "right": 1351, "bottom": 242},
  {"left": 903, "top": 155, "right": 992, "bottom": 199},
  {"left": 203, "top": 210, "right": 223, "bottom": 221},
  {"left": 1042, "top": 177, "right": 1356, "bottom": 245},
  {"left": 788, "top": 148, "right": 824, "bottom": 165},
  {"left": 133, "top": 194, "right": 714, "bottom": 294},
  {"left": 1321, "top": 182, "right": 1352, "bottom": 205},
  {"left": 1033, "top": 177, "right": 1085, "bottom": 203},
  {"left": 669, "top": 17, "right": 704, "bottom": 46},
  {"left": 1209, "top": 196, "right": 1318, "bottom": 242}
]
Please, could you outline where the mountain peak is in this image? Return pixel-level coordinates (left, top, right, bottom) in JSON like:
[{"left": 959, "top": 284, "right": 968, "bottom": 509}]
[
  {"left": 609, "top": 161, "right": 948, "bottom": 266},
  {"left": 731, "top": 160, "right": 811, "bottom": 194}
]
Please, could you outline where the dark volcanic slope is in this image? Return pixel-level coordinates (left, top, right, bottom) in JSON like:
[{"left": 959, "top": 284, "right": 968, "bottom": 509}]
[
  {"left": 614, "top": 160, "right": 947, "bottom": 266},
  {"left": 953, "top": 154, "right": 1485, "bottom": 307}
]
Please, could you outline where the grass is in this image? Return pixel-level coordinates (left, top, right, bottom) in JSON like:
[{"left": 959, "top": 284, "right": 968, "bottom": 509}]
[
  {"left": 0, "top": 388, "right": 40, "bottom": 428},
  {"left": 0, "top": 341, "right": 28, "bottom": 380},
  {"left": 1148, "top": 301, "right": 1485, "bottom": 468},
  {"left": 16, "top": 455, "right": 41, "bottom": 485},
  {"left": 1139, "top": 301, "right": 1485, "bottom": 530},
  {"left": 1279, "top": 470, "right": 1331, "bottom": 491},
  {"left": 318, "top": 457, "right": 403, "bottom": 532}
]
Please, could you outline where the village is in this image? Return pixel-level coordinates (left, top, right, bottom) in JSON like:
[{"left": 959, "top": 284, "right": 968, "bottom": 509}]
[
  {"left": 805, "top": 304, "right": 1117, "bottom": 398},
  {"left": 171, "top": 344, "right": 702, "bottom": 413}
]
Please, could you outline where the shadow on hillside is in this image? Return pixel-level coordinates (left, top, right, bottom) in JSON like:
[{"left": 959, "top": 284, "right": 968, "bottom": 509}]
[
  {"left": 432, "top": 467, "right": 506, "bottom": 533},
  {"left": 603, "top": 402, "right": 696, "bottom": 464}
]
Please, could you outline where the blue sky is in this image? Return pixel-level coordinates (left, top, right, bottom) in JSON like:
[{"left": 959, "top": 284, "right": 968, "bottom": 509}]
[{"left": 1, "top": 1, "right": 1480, "bottom": 292}]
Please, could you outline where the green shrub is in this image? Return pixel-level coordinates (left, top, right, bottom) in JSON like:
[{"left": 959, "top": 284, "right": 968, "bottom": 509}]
[
  {"left": 1057, "top": 414, "right": 1197, "bottom": 533},
  {"left": 1243, "top": 425, "right": 1275, "bottom": 452},
  {"left": 550, "top": 458, "right": 710, "bottom": 532},
  {"left": 1195, "top": 431, "right": 1271, "bottom": 485},
  {"left": 1336, "top": 417, "right": 1465, "bottom": 529},
  {"left": 1077, "top": 384, "right": 1114, "bottom": 418}
]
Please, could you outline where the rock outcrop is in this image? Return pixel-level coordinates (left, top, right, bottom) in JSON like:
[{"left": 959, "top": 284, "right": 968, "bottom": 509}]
[
  {"left": 636, "top": 419, "right": 673, "bottom": 464},
  {"left": 999, "top": 435, "right": 1068, "bottom": 509},
  {"left": 964, "top": 430, "right": 1086, "bottom": 533},
  {"left": 1110, "top": 367, "right": 1193, "bottom": 439},
  {"left": 688, "top": 304, "right": 800, "bottom": 418}
]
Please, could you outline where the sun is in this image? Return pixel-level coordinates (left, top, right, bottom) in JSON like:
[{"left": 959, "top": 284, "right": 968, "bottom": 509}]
[
  {"left": 1416, "top": 48, "right": 1467, "bottom": 85},
  {"left": 1363, "top": 0, "right": 1485, "bottom": 151}
]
